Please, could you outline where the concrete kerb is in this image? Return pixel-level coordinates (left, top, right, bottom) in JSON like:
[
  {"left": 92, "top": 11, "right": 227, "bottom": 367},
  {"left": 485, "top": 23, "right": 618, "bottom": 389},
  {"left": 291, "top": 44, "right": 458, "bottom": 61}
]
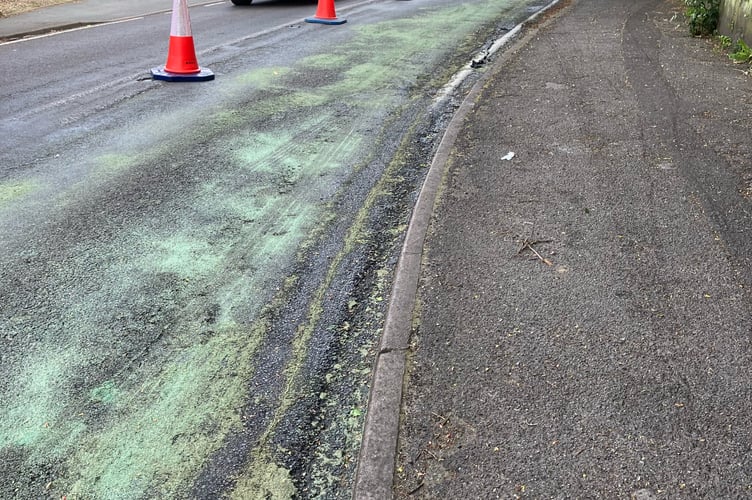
[{"left": 351, "top": 0, "right": 569, "bottom": 498}]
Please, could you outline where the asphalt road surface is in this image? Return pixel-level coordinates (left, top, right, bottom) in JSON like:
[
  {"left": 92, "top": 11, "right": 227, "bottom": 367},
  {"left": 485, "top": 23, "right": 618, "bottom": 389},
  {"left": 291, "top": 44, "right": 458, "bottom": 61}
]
[{"left": 0, "top": 0, "right": 543, "bottom": 498}]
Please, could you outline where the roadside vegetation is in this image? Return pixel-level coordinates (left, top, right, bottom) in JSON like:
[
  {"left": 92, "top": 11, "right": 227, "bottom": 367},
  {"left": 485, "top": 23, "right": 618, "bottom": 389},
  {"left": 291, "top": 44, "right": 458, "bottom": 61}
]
[
  {"left": 0, "top": 0, "right": 74, "bottom": 18},
  {"left": 684, "top": 0, "right": 751, "bottom": 73},
  {"left": 717, "top": 35, "right": 752, "bottom": 72},
  {"left": 726, "top": 36, "right": 752, "bottom": 62},
  {"left": 684, "top": 0, "right": 720, "bottom": 36}
]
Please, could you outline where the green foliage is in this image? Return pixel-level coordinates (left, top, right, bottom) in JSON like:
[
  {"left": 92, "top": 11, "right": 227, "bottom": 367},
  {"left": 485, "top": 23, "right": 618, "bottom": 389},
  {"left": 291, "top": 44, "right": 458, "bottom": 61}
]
[
  {"left": 717, "top": 34, "right": 732, "bottom": 49},
  {"left": 729, "top": 39, "right": 752, "bottom": 63},
  {"left": 685, "top": 0, "right": 720, "bottom": 36}
]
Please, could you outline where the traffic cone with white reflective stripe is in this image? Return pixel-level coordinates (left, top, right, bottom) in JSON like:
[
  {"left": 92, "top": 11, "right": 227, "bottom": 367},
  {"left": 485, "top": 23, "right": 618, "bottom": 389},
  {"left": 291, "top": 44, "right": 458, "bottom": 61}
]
[{"left": 152, "top": 0, "right": 214, "bottom": 82}]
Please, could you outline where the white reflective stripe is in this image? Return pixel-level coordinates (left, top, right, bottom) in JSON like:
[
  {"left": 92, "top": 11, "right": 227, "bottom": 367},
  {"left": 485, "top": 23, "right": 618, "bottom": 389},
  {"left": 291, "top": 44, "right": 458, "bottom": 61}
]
[{"left": 170, "top": 0, "right": 193, "bottom": 37}]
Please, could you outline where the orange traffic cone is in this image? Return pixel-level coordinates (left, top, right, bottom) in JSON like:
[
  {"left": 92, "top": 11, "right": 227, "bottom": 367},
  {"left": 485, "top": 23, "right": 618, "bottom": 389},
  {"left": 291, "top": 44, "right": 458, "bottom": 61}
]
[
  {"left": 305, "top": 0, "right": 346, "bottom": 25},
  {"left": 152, "top": 0, "right": 214, "bottom": 81}
]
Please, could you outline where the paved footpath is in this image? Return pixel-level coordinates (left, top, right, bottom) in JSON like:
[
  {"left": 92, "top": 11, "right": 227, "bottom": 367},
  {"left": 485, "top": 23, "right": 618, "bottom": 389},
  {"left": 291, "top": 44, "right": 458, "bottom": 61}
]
[{"left": 394, "top": 0, "right": 752, "bottom": 497}]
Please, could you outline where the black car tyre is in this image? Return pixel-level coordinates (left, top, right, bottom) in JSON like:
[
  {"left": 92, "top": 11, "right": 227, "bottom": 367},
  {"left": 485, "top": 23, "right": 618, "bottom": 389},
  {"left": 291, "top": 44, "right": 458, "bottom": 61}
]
[{"left": 231, "top": 0, "right": 253, "bottom": 5}]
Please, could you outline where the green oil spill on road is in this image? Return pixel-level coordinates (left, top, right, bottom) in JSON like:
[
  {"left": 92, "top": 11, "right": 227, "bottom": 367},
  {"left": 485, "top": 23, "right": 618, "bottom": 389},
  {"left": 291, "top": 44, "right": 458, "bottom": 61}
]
[
  {"left": 301, "top": 0, "right": 527, "bottom": 97},
  {"left": 0, "top": 352, "right": 72, "bottom": 448},
  {"left": 50, "top": 189, "right": 322, "bottom": 496},
  {"left": 0, "top": 179, "right": 38, "bottom": 207},
  {"left": 221, "top": 67, "right": 327, "bottom": 120},
  {"left": 89, "top": 380, "right": 119, "bottom": 405},
  {"left": 0, "top": 347, "right": 88, "bottom": 477},
  {"left": 276, "top": 89, "right": 329, "bottom": 109},
  {"left": 201, "top": 182, "right": 269, "bottom": 223},
  {"left": 93, "top": 153, "right": 137, "bottom": 177},
  {"left": 65, "top": 324, "right": 263, "bottom": 498},
  {"left": 231, "top": 114, "right": 361, "bottom": 185},
  {"left": 235, "top": 131, "right": 297, "bottom": 174},
  {"left": 153, "top": 236, "right": 223, "bottom": 277},
  {"left": 257, "top": 212, "right": 312, "bottom": 260},
  {"left": 301, "top": 52, "right": 350, "bottom": 69},
  {"left": 231, "top": 460, "right": 296, "bottom": 500},
  {"left": 234, "top": 66, "right": 292, "bottom": 88}
]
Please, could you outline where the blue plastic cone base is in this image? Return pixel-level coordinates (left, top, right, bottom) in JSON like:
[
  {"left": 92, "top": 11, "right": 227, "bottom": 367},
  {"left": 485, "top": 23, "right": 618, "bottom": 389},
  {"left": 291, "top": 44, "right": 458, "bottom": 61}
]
[
  {"left": 151, "top": 66, "right": 215, "bottom": 82},
  {"left": 304, "top": 17, "right": 346, "bottom": 25}
]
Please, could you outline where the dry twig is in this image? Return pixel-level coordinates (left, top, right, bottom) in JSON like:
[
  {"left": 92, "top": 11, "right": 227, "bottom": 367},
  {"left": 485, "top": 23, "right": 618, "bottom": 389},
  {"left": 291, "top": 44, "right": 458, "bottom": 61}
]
[{"left": 517, "top": 237, "right": 553, "bottom": 266}]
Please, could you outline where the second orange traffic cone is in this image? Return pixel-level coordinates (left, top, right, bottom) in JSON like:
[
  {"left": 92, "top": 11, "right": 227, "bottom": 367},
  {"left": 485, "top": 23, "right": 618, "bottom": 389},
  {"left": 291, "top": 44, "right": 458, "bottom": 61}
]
[
  {"left": 305, "top": 0, "right": 346, "bottom": 25},
  {"left": 152, "top": 0, "right": 214, "bottom": 82}
]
